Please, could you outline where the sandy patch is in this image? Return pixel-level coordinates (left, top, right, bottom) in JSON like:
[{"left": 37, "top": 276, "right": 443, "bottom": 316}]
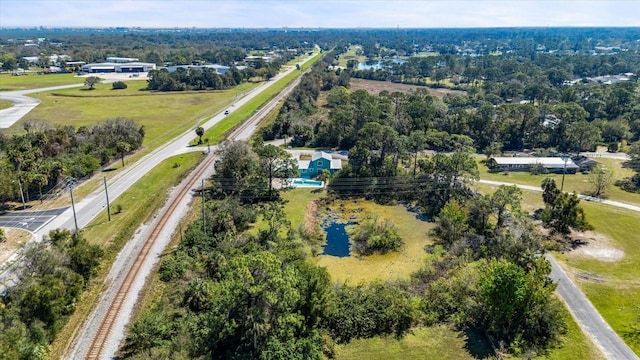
[
  {"left": 569, "top": 230, "right": 624, "bottom": 262},
  {"left": 0, "top": 227, "right": 33, "bottom": 264}
]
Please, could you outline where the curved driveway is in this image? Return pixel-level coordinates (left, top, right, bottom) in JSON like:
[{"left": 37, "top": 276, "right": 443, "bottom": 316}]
[{"left": 0, "top": 84, "right": 85, "bottom": 128}]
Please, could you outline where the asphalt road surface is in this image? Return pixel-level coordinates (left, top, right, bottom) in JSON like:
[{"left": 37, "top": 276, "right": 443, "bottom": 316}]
[
  {"left": 0, "top": 84, "right": 84, "bottom": 128},
  {"left": 0, "top": 208, "right": 68, "bottom": 232},
  {"left": 547, "top": 254, "right": 640, "bottom": 360}
]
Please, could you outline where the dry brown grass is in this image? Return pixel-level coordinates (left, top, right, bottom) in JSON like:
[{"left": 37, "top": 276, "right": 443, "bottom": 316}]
[{"left": 349, "top": 78, "right": 466, "bottom": 98}]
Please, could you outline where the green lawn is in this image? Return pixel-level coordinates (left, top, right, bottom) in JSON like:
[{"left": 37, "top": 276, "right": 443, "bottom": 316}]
[
  {"left": 0, "top": 99, "right": 13, "bottom": 110},
  {"left": 200, "top": 51, "right": 322, "bottom": 144},
  {"left": 82, "top": 152, "right": 205, "bottom": 250},
  {"left": 338, "top": 45, "right": 365, "bottom": 67},
  {"left": 555, "top": 202, "right": 640, "bottom": 356},
  {"left": 475, "top": 181, "right": 640, "bottom": 357},
  {"left": 477, "top": 156, "right": 640, "bottom": 207},
  {"left": 14, "top": 81, "right": 258, "bottom": 152},
  {"left": 0, "top": 72, "right": 85, "bottom": 91},
  {"left": 334, "top": 326, "right": 494, "bottom": 360}
]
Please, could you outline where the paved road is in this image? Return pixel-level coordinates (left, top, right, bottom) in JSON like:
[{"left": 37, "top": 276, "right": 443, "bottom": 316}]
[
  {"left": 480, "top": 178, "right": 640, "bottom": 359},
  {"left": 0, "top": 208, "right": 68, "bottom": 232},
  {"left": 547, "top": 254, "right": 640, "bottom": 360},
  {"left": 0, "top": 54, "right": 318, "bottom": 293},
  {"left": 0, "top": 84, "right": 85, "bottom": 128},
  {"left": 65, "top": 52, "right": 320, "bottom": 359},
  {"left": 479, "top": 179, "right": 640, "bottom": 212}
]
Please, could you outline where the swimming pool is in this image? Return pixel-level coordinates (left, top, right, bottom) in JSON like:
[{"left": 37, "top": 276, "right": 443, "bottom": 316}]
[{"left": 291, "top": 178, "right": 324, "bottom": 188}]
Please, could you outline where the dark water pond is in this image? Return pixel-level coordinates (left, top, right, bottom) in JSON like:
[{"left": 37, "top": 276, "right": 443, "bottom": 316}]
[
  {"left": 322, "top": 222, "right": 351, "bottom": 257},
  {"left": 321, "top": 214, "right": 356, "bottom": 257},
  {"left": 357, "top": 59, "right": 406, "bottom": 70}
]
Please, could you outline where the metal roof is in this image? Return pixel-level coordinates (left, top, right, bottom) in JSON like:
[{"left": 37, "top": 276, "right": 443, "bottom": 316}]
[{"left": 492, "top": 157, "right": 579, "bottom": 168}]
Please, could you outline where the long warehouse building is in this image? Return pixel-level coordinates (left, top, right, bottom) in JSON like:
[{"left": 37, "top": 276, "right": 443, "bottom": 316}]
[{"left": 81, "top": 62, "right": 156, "bottom": 73}]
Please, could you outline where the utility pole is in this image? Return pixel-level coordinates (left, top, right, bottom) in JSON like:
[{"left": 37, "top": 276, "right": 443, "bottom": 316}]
[
  {"left": 561, "top": 156, "right": 568, "bottom": 191},
  {"left": 69, "top": 180, "right": 78, "bottom": 231},
  {"left": 104, "top": 176, "right": 111, "bottom": 221},
  {"left": 202, "top": 178, "right": 206, "bottom": 234},
  {"left": 16, "top": 178, "right": 26, "bottom": 209}
]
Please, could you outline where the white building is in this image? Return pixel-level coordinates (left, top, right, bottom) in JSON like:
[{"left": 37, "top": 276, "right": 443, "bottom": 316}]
[
  {"left": 81, "top": 62, "right": 156, "bottom": 73},
  {"left": 106, "top": 57, "right": 139, "bottom": 63},
  {"left": 488, "top": 157, "right": 579, "bottom": 174}
]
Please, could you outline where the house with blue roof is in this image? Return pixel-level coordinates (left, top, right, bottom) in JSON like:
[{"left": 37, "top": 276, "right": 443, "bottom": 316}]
[{"left": 298, "top": 152, "right": 342, "bottom": 178}]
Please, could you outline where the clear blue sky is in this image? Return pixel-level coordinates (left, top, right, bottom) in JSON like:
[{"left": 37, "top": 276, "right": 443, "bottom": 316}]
[{"left": 1, "top": 0, "right": 639, "bottom": 28}]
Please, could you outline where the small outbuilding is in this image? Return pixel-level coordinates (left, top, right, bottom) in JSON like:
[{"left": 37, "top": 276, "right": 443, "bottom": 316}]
[{"left": 488, "top": 157, "right": 579, "bottom": 174}]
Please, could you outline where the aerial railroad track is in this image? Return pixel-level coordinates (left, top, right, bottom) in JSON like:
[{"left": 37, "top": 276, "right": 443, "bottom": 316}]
[{"left": 84, "top": 65, "right": 311, "bottom": 359}]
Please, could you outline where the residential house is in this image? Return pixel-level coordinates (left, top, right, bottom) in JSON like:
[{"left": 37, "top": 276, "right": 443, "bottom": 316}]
[{"left": 298, "top": 152, "right": 342, "bottom": 178}]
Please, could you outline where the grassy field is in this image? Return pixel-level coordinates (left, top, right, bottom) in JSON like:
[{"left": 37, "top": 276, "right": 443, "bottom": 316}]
[
  {"left": 16, "top": 80, "right": 258, "bottom": 152},
  {"left": 82, "top": 152, "right": 204, "bottom": 249},
  {"left": 476, "top": 156, "right": 640, "bottom": 206},
  {"left": 335, "top": 312, "right": 604, "bottom": 360},
  {"left": 0, "top": 73, "right": 85, "bottom": 91},
  {"left": 280, "top": 188, "right": 435, "bottom": 284},
  {"left": 334, "top": 326, "right": 494, "bottom": 360},
  {"left": 475, "top": 182, "right": 640, "bottom": 356},
  {"left": 48, "top": 151, "right": 204, "bottom": 358},
  {"left": 0, "top": 99, "right": 13, "bottom": 109},
  {"left": 554, "top": 201, "right": 640, "bottom": 356},
  {"left": 338, "top": 45, "right": 365, "bottom": 67},
  {"left": 200, "top": 51, "right": 322, "bottom": 144}
]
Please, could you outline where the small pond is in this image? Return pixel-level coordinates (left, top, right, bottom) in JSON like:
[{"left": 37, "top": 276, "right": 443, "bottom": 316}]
[
  {"left": 321, "top": 213, "right": 356, "bottom": 257},
  {"left": 357, "top": 59, "right": 406, "bottom": 70}
]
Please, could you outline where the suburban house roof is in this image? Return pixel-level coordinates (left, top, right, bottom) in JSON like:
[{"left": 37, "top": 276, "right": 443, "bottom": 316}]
[
  {"left": 297, "top": 152, "right": 342, "bottom": 170},
  {"left": 492, "top": 157, "right": 579, "bottom": 169}
]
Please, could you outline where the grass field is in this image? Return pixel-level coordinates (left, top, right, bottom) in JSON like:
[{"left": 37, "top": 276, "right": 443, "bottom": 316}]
[
  {"left": 200, "top": 51, "right": 322, "bottom": 144},
  {"left": 334, "top": 326, "right": 494, "bottom": 360},
  {"left": 555, "top": 201, "right": 640, "bottom": 356},
  {"left": 335, "top": 312, "right": 604, "bottom": 360},
  {"left": 0, "top": 73, "right": 85, "bottom": 91},
  {"left": 338, "top": 45, "right": 365, "bottom": 67},
  {"left": 48, "top": 151, "right": 204, "bottom": 358},
  {"left": 0, "top": 99, "right": 13, "bottom": 109},
  {"left": 476, "top": 156, "right": 640, "bottom": 207},
  {"left": 475, "top": 181, "right": 640, "bottom": 357},
  {"left": 16, "top": 81, "right": 258, "bottom": 152}
]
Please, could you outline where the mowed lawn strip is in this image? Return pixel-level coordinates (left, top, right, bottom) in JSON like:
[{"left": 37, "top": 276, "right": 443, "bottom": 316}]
[
  {"left": 0, "top": 73, "right": 85, "bottom": 91},
  {"left": 201, "top": 51, "right": 322, "bottom": 144},
  {"left": 48, "top": 152, "right": 204, "bottom": 359},
  {"left": 334, "top": 326, "right": 493, "bottom": 360}
]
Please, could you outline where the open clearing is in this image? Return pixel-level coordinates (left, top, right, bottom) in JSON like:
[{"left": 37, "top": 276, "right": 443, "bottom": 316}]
[
  {"left": 476, "top": 181, "right": 640, "bottom": 356},
  {"left": 0, "top": 228, "right": 32, "bottom": 264},
  {"left": 349, "top": 78, "right": 466, "bottom": 98},
  {"left": 0, "top": 73, "right": 85, "bottom": 91}
]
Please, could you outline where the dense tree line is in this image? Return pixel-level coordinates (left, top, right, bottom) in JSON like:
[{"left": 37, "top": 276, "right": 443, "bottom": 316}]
[
  {"left": 261, "top": 50, "right": 349, "bottom": 144},
  {"left": 0, "top": 118, "right": 144, "bottom": 208},
  {"left": 0, "top": 230, "right": 103, "bottom": 359},
  {"left": 120, "top": 141, "right": 569, "bottom": 358},
  {"left": 146, "top": 65, "right": 261, "bottom": 92}
]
